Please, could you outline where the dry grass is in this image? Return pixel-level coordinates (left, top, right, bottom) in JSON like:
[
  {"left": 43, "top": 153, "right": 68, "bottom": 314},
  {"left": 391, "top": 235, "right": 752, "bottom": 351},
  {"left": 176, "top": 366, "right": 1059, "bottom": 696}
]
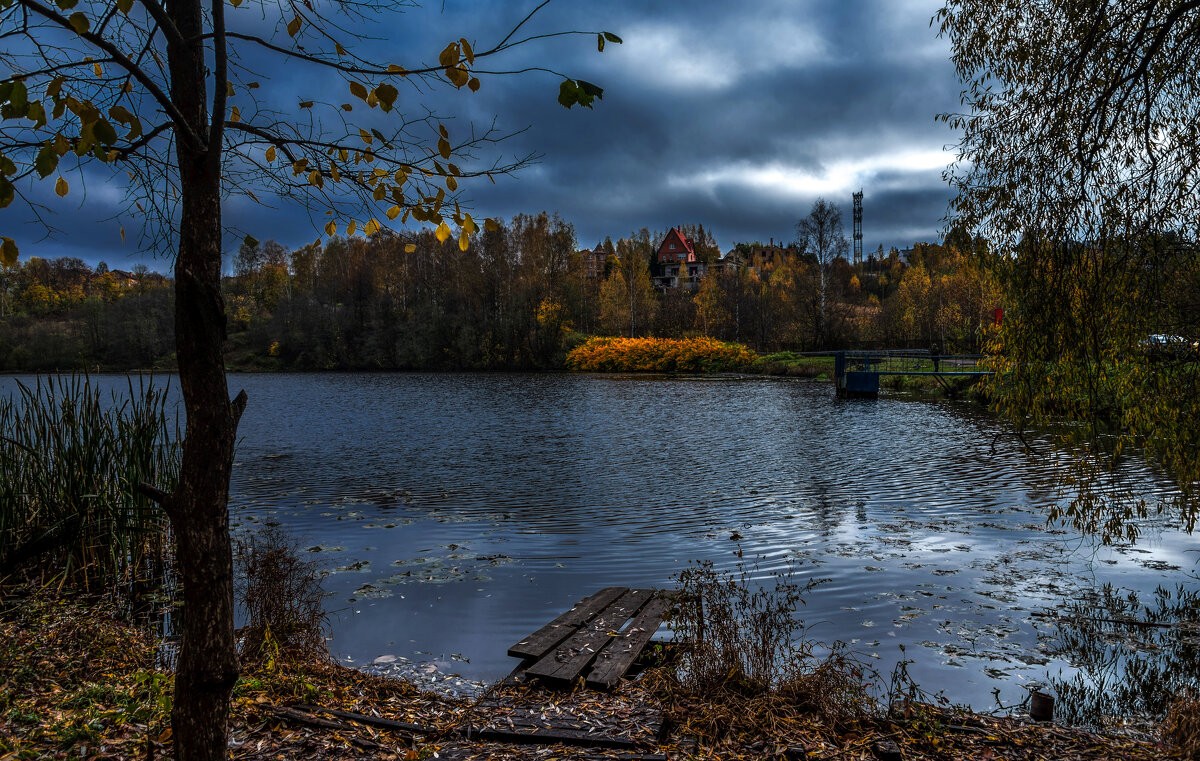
[
  {"left": 664, "top": 558, "right": 876, "bottom": 745},
  {"left": 234, "top": 526, "right": 328, "bottom": 665},
  {"left": 1165, "top": 690, "right": 1200, "bottom": 760}
]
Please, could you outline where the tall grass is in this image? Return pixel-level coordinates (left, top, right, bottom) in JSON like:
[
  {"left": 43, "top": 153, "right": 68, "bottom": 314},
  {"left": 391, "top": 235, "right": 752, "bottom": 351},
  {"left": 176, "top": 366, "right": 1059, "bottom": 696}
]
[{"left": 0, "top": 374, "right": 181, "bottom": 592}]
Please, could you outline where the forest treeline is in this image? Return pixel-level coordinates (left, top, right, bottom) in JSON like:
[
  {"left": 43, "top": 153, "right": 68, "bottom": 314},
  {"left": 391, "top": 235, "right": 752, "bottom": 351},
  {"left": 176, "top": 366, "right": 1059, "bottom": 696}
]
[{"left": 0, "top": 212, "right": 1002, "bottom": 372}]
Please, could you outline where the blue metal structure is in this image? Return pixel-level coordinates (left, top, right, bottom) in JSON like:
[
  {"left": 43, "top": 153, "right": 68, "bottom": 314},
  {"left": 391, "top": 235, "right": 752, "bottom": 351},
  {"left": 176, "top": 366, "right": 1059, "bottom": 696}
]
[{"left": 833, "top": 350, "right": 992, "bottom": 398}]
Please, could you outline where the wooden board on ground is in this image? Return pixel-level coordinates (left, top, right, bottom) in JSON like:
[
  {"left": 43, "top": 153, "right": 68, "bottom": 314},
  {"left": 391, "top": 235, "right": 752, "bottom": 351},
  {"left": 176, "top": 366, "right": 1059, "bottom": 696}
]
[
  {"left": 586, "top": 596, "right": 670, "bottom": 691},
  {"left": 524, "top": 588, "right": 655, "bottom": 686},
  {"left": 508, "top": 586, "right": 628, "bottom": 659}
]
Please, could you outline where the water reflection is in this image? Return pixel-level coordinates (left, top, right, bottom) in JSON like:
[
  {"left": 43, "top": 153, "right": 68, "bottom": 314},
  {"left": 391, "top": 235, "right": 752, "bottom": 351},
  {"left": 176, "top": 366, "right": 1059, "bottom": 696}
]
[
  {"left": 2, "top": 372, "right": 1197, "bottom": 720},
  {"left": 1046, "top": 583, "right": 1200, "bottom": 729}
]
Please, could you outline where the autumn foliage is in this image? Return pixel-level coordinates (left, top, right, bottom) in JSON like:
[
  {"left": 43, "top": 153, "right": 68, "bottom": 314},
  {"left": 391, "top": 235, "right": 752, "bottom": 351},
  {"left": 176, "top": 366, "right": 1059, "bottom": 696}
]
[{"left": 566, "top": 336, "right": 755, "bottom": 373}]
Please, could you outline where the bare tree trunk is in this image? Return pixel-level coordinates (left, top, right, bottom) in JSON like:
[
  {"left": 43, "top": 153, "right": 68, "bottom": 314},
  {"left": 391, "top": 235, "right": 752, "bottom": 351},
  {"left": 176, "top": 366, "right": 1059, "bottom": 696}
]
[{"left": 164, "top": 0, "right": 243, "bottom": 758}]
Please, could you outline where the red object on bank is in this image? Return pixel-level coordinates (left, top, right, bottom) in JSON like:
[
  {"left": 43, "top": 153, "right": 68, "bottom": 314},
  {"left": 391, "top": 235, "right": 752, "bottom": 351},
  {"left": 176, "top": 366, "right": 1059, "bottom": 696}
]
[{"left": 994, "top": 307, "right": 1004, "bottom": 326}]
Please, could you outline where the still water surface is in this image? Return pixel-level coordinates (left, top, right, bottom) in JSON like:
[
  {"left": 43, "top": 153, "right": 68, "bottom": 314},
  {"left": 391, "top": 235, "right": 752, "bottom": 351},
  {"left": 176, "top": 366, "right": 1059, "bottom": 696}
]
[{"left": 6, "top": 372, "right": 1198, "bottom": 722}]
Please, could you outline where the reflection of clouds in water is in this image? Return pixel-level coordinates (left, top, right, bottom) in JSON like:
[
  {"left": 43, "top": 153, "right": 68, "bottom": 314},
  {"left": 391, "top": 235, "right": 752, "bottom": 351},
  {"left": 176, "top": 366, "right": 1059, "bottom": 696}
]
[{"left": 5, "top": 372, "right": 1194, "bottom": 720}]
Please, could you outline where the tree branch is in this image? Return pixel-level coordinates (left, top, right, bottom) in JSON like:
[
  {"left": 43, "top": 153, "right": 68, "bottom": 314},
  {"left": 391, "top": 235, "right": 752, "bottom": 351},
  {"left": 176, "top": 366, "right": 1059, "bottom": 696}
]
[{"left": 15, "top": 0, "right": 204, "bottom": 149}]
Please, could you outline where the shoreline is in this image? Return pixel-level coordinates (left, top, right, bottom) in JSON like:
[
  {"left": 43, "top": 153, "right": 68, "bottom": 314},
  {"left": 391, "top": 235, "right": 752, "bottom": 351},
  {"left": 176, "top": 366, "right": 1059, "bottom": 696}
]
[{"left": 0, "top": 586, "right": 1175, "bottom": 760}]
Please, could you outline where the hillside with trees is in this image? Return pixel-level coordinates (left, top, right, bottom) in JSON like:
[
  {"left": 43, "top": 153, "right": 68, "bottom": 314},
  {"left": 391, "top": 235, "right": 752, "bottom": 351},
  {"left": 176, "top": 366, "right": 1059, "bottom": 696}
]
[{"left": 0, "top": 211, "right": 1002, "bottom": 372}]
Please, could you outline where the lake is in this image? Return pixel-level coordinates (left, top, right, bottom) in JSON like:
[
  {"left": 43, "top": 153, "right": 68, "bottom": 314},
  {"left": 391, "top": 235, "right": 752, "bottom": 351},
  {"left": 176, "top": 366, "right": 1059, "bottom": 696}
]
[{"left": 4, "top": 372, "right": 1198, "bottom": 725}]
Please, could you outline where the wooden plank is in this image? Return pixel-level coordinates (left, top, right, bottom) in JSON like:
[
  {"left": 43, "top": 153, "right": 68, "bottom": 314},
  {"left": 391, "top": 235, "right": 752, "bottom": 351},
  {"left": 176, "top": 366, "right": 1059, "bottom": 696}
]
[
  {"left": 508, "top": 586, "right": 628, "bottom": 659},
  {"left": 525, "top": 588, "right": 654, "bottom": 685},
  {"left": 585, "top": 595, "right": 669, "bottom": 691}
]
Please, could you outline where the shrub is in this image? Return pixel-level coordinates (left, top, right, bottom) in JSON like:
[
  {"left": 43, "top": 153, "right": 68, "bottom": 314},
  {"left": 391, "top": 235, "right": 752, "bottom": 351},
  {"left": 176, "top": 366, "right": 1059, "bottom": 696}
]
[
  {"left": 669, "top": 558, "right": 873, "bottom": 734},
  {"left": 234, "top": 526, "right": 328, "bottom": 665},
  {"left": 565, "top": 336, "right": 756, "bottom": 373}
]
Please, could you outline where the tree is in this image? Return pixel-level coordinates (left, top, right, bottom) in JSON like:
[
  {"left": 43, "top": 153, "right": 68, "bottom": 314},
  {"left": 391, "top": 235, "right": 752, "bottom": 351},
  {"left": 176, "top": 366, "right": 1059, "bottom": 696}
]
[
  {"left": 938, "top": 0, "right": 1200, "bottom": 540},
  {"left": 795, "top": 198, "right": 849, "bottom": 348},
  {"left": 600, "top": 235, "right": 656, "bottom": 336},
  {"left": 0, "top": 2, "right": 618, "bottom": 758}
]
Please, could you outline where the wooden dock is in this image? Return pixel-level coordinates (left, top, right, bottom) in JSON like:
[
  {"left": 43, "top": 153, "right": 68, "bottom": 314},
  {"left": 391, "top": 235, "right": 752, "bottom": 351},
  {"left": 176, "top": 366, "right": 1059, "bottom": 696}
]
[{"left": 508, "top": 586, "right": 670, "bottom": 691}]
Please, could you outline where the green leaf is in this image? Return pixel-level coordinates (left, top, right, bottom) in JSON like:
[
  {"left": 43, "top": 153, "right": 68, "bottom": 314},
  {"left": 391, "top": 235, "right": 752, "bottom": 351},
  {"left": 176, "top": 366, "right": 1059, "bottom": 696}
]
[
  {"left": 116, "top": 0, "right": 133, "bottom": 13},
  {"left": 557, "top": 79, "right": 580, "bottom": 108},
  {"left": 56, "top": 0, "right": 78, "bottom": 10},
  {"left": 0, "top": 176, "right": 14, "bottom": 209},
  {"left": 0, "top": 156, "right": 15, "bottom": 175},
  {"left": 9, "top": 81, "right": 27, "bottom": 112},
  {"left": 26, "top": 101, "right": 46, "bottom": 128},
  {"left": 92, "top": 117, "right": 118, "bottom": 145},
  {"left": 597, "top": 33, "right": 604, "bottom": 52},
  {"left": 0, "top": 236, "right": 17, "bottom": 268},
  {"left": 68, "top": 12, "right": 89, "bottom": 33},
  {"left": 603, "top": 32, "right": 622, "bottom": 44},
  {"left": 243, "top": 234, "right": 259, "bottom": 248},
  {"left": 34, "top": 143, "right": 59, "bottom": 178}
]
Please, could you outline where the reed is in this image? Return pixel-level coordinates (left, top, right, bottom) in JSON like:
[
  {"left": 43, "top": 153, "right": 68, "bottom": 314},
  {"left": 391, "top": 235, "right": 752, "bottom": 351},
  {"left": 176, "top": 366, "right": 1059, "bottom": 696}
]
[{"left": 0, "top": 374, "right": 180, "bottom": 592}]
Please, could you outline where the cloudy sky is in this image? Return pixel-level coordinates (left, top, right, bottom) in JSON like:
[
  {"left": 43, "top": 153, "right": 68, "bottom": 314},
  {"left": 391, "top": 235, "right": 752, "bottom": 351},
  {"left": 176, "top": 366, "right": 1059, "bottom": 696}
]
[{"left": 11, "top": 0, "right": 964, "bottom": 270}]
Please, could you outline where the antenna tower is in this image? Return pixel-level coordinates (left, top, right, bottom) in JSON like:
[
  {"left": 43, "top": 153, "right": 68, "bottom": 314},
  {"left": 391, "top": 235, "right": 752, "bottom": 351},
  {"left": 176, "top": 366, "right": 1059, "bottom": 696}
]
[{"left": 852, "top": 190, "right": 863, "bottom": 266}]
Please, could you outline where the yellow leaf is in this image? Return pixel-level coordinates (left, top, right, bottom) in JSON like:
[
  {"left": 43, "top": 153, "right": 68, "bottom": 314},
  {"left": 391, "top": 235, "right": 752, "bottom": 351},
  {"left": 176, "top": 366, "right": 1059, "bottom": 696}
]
[
  {"left": 335, "top": 42, "right": 346, "bottom": 56},
  {"left": 458, "top": 230, "right": 469, "bottom": 251},
  {"left": 347, "top": 219, "right": 357, "bottom": 236},
  {"left": 438, "top": 137, "right": 451, "bottom": 159},
  {"left": 373, "top": 184, "right": 386, "bottom": 201},
  {"left": 325, "top": 220, "right": 336, "bottom": 236},
  {"left": 404, "top": 243, "right": 416, "bottom": 253},
  {"left": 462, "top": 214, "right": 476, "bottom": 235},
  {"left": 387, "top": 64, "right": 407, "bottom": 74},
  {"left": 308, "top": 169, "right": 323, "bottom": 188},
  {"left": 265, "top": 145, "right": 276, "bottom": 162},
  {"left": 434, "top": 221, "right": 451, "bottom": 243},
  {"left": 286, "top": 14, "right": 302, "bottom": 37},
  {"left": 468, "top": 77, "right": 480, "bottom": 92},
  {"left": 439, "top": 42, "right": 458, "bottom": 68},
  {"left": 364, "top": 217, "right": 380, "bottom": 235},
  {"left": 484, "top": 217, "right": 499, "bottom": 232},
  {"left": 460, "top": 38, "right": 474, "bottom": 64},
  {"left": 349, "top": 81, "right": 368, "bottom": 101},
  {"left": 93, "top": 62, "right": 103, "bottom": 76},
  {"left": 230, "top": 105, "right": 241, "bottom": 122},
  {"left": 0, "top": 237, "right": 18, "bottom": 267},
  {"left": 55, "top": 177, "right": 68, "bottom": 197},
  {"left": 366, "top": 89, "right": 378, "bottom": 108},
  {"left": 359, "top": 128, "right": 372, "bottom": 145},
  {"left": 225, "top": 80, "right": 235, "bottom": 96},
  {"left": 446, "top": 175, "right": 457, "bottom": 191},
  {"left": 330, "top": 164, "right": 341, "bottom": 182},
  {"left": 386, "top": 205, "right": 401, "bottom": 220}
]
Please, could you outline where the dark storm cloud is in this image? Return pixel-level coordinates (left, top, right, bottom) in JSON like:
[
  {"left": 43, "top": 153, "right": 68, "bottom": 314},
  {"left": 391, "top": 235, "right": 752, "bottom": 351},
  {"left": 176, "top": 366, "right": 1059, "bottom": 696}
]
[{"left": 11, "top": 0, "right": 962, "bottom": 268}]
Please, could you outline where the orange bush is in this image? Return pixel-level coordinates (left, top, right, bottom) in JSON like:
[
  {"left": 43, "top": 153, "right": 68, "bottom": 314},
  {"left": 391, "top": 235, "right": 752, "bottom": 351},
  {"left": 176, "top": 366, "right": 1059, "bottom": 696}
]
[{"left": 566, "top": 336, "right": 756, "bottom": 373}]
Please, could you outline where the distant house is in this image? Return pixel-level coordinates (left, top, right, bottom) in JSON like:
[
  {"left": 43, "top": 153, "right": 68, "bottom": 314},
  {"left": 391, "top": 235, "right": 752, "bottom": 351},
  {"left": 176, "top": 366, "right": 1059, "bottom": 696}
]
[
  {"left": 582, "top": 240, "right": 612, "bottom": 279},
  {"left": 654, "top": 227, "right": 707, "bottom": 291}
]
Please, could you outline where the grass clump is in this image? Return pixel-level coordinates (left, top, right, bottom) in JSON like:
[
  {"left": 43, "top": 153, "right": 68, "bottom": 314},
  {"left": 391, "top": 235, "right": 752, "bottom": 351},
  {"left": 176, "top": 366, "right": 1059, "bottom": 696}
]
[
  {"left": 0, "top": 374, "right": 180, "bottom": 593},
  {"left": 1164, "top": 691, "right": 1200, "bottom": 760},
  {"left": 235, "top": 526, "right": 329, "bottom": 666},
  {"left": 662, "top": 557, "right": 875, "bottom": 748}
]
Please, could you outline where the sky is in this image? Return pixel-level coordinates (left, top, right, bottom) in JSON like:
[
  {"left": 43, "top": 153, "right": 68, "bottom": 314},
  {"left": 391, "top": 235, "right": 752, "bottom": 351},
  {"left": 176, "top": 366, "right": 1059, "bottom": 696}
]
[{"left": 7, "top": 0, "right": 964, "bottom": 271}]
